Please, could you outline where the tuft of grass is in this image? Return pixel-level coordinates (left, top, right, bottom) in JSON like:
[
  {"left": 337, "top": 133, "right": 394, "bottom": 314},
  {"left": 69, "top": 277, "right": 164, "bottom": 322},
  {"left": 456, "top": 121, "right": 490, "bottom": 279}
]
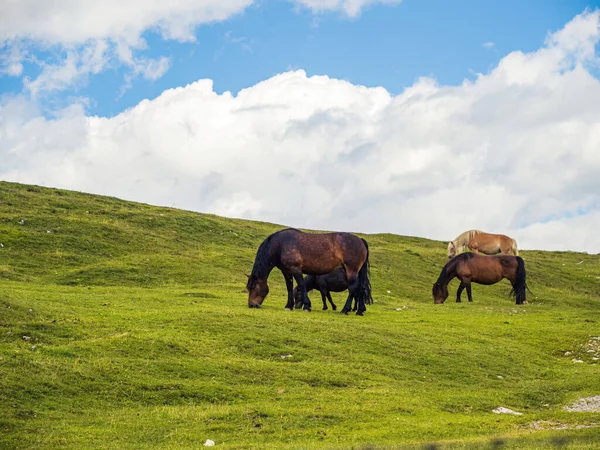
[{"left": 1, "top": 181, "right": 599, "bottom": 449}]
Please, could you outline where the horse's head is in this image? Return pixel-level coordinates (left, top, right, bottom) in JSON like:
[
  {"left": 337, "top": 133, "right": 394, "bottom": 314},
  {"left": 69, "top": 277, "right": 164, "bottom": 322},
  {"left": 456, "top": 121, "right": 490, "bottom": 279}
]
[
  {"left": 432, "top": 282, "right": 449, "bottom": 304},
  {"left": 246, "top": 274, "right": 269, "bottom": 308},
  {"left": 447, "top": 241, "right": 456, "bottom": 259}
]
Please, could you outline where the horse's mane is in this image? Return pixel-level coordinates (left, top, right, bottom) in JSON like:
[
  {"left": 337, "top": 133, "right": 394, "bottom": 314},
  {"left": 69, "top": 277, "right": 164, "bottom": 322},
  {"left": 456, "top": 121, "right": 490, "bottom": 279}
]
[
  {"left": 451, "top": 229, "right": 482, "bottom": 253},
  {"left": 250, "top": 228, "right": 300, "bottom": 279},
  {"left": 435, "top": 253, "right": 473, "bottom": 286}
]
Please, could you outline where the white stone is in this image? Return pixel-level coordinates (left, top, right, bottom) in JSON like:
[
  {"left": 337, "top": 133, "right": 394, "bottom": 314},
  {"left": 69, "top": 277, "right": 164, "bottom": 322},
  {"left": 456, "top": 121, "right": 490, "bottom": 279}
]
[{"left": 492, "top": 407, "right": 522, "bottom": 415}]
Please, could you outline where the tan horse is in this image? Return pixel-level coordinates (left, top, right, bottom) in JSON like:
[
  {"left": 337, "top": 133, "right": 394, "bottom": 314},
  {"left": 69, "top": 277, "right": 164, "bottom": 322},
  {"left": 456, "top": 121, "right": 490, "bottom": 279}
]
[{"left": 447, "top": 230, "right": 518, "bottom": 259}]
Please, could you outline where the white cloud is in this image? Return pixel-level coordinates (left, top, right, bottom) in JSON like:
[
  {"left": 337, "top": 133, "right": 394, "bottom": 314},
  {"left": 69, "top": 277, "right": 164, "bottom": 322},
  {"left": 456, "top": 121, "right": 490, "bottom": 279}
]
[
  {"left": 482, "top": 42, "right": 495, "bottom": 48},
  {"left": 0, "top": 0, "right": 397, "bottom": 44},
  {"left": 0, "top": 0, "right": 399, "bottom": 95},
  {"left": 0, "top": 0, "right": 253, "bottom": 95},
  {"left": 0, "top": 1, "right": 254, "bottom": 45},
  {"left": 293, "top": 0, "right": 402, "bottom": 17},
  {"left": 1, "top": 10, "right": 600, "bottom": 253},
  {"left": 23, "top": 40, "right": 111, "bottom": 97},
  {"left": 0, "top": 41, "right": 26, "bottom": 76},
  {"left": 138, "top": 56, "right": 171, "bottom": 81}
]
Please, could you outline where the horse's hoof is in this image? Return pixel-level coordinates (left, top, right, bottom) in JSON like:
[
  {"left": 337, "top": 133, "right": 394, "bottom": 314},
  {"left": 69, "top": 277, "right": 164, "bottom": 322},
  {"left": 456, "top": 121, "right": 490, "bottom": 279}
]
[
  {"left": 356, "top": 311, "right": 364, "bottom": 316},
  {"left": 340, "top": 310, "right": 349, "bottom": 315},
  {"left": 332, "top": 307, "right": 337, "bottom": 311},
  {"left": 322, "top": 307, "right": 328, "bottom": 311}
]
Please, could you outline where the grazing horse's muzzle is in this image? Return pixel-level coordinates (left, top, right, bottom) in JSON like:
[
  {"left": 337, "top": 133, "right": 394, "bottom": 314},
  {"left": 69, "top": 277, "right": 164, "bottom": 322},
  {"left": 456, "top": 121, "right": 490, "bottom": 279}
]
[{"left": 248, "top": 304, "right": 262, "bottom": 309}]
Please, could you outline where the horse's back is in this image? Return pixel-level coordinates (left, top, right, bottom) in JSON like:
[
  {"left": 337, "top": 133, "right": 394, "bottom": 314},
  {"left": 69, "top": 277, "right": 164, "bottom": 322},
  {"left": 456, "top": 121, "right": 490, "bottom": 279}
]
[
  {"left": 469, "top": 231, "right": 511, "bottom": 254},
  {"left": 334, "top": 232, "right": 368, "bottom": 257},
  {"left": 463, "top": 253, "right": 518, "bottom": 282},
  {"left": 285, "top": 229, "right": 365, "bottom": 258},
  {"left": 276, "top": 229, "right": 364, "bottom": 275}
]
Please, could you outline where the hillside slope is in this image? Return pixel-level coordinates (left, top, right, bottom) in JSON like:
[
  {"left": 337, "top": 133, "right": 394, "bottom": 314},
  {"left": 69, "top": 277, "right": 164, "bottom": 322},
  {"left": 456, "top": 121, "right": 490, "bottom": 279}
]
[{"left": 1, "top": 181, "right": 599, "bottom": 449}]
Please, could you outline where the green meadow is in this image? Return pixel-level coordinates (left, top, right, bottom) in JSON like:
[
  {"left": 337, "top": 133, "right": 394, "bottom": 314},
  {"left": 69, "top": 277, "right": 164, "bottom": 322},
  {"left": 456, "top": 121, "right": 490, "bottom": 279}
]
[{"left": 1, "top": 180, "right": 599, "bottom": 449}]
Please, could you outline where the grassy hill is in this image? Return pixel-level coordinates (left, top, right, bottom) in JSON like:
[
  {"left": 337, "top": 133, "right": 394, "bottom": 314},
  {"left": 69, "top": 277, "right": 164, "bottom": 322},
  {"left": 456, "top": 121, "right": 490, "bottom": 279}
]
[{"left": 1, "top": 180, "right": 599, "bottom": 449}]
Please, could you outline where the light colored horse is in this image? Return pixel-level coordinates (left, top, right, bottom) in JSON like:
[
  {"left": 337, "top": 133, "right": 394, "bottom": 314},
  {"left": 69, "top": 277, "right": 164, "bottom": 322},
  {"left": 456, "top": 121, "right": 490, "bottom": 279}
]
[{"left": 447, "top": 229, "right": 518, "bottom": 259}]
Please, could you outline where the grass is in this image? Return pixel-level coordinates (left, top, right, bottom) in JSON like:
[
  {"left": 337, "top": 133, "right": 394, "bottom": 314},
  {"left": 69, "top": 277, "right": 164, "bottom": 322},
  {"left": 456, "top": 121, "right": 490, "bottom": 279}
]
[{"left": 0, "top": 180, "right": 599, "bottom": 449}]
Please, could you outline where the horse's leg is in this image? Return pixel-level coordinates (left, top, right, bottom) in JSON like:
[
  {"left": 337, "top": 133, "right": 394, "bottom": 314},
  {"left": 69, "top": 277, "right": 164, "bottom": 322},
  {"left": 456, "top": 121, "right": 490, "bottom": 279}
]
[
  {"left": 340, "top": 274, "right": 359, "bottom": 315},
  {"left": 320, "top": 289, "right": 328, "bottom": 310},
  {"left": 356, "top": 295, "right": 366, "bottom": 316},
  {"left": 293, "top": 273, "right": 311, "bottom": 312},
  {"left": 283, "top": 273, "right": 294, "bottom": 311},
  {"left": 466, "top": 282, "right": 473, "bottom": 302},
  {"left": 456, "top": 281, "right": 465, "bottom": 303},
  {"left": 327, "top": 291, "right": 337, "bottom": 311}
]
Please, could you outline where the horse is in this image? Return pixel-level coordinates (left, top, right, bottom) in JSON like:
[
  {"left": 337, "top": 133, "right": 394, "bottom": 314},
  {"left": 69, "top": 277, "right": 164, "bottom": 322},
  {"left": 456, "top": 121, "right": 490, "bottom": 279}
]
[
  {"left": 447, "top": 230, "right": 518, "bottom": 259},
  {"left": 432, "top": 252, "right": 527, "bottom": 305},
  {"left": 246, "top": 228, "right": 372, "bottom": 315},
  {"left": 292, "top": 267, "right": 368, "bottom": 311}
]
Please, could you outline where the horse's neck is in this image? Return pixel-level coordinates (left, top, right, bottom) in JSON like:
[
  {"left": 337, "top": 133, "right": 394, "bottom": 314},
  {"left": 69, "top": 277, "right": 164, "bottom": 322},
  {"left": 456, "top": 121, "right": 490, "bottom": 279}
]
[
  {"left": 438, "top": 263, "right": 457, "bottom": 287},
  {"left": 456, "top": 230, "right": 477, "bottom": 250},
  {"left": 253, "top": 262, "right": 274, "bottom": 279},
  {"left": 252, "top": 245, "right": 275, "bottom": 279}
]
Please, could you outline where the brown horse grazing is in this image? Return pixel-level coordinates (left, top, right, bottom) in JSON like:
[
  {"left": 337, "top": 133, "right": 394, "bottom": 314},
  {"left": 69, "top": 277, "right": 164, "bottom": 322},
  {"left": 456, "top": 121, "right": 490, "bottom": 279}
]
[
  {"left": 246, "top": 228, "right": 372, "bottom": 315},
  {"left": 292, "top": 267, "right": 369, "bottom": 311},
  {"left": 432, "top": 252, "right": 527, "bottom": 305},
  {"left": 447, "top": 230, "right": 518, "bottom": 259}
]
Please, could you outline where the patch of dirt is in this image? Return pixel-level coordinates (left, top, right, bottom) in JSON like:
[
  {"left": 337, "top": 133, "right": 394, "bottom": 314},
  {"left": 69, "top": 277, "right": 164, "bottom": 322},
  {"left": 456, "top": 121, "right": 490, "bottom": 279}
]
[
  {"left": 526, "top": 420, "right": 598, "bottom": 430},
  {"left": 564, "top": 395, "right": 600, "bottom": 413}
]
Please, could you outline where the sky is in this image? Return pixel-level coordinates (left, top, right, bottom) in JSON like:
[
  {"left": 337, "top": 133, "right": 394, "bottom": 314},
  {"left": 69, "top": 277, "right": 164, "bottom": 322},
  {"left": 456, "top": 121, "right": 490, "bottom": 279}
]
[{"left": 1, "top": 0, "right": 600, "bottom": 253}]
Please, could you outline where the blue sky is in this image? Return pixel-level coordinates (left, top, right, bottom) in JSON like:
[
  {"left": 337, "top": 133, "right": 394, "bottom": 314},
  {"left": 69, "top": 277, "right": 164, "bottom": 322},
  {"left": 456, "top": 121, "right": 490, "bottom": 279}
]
[{"left": 1, "top": 0, "right": 597, "bottom": 117}]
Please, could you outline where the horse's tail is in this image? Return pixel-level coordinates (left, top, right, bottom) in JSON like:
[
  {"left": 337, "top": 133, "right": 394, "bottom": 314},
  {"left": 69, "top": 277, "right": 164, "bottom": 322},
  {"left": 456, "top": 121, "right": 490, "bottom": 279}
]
[
  {"left": 358, "top": 238, "right": 373, "bottom": 305},
  {"left": 511, "top": 239, "right": 519, "bottom": 256},
  {"left": 510, "top": 256, "right": 527, "bottom": 305}
]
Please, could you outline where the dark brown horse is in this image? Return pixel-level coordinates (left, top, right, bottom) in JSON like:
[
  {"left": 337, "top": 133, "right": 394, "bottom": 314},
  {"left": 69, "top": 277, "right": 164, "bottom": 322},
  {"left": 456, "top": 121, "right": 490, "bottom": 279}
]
[
  {"left": 292, "top": 267, "right": 369, "bottom": 311},
  {"left": 432, "top": 252, "right": 527, "bottom": 305},
  {"left": 246, "top": 228, "right": 372, "bottom": 315}
]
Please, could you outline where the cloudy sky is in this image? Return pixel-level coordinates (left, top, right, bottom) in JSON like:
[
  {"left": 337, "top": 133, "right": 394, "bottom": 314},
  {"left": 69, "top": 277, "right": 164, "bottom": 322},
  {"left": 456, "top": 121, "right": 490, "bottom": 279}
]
[{"left": 1, "top": 0, "right": 599, "bottom": 253}]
